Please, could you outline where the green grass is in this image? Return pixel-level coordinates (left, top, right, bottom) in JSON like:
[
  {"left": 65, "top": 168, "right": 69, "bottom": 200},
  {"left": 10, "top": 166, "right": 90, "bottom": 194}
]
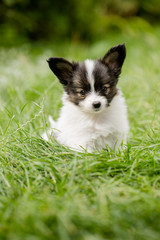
[{"left": 1, "top": 26, "right": 160, "bottom": 240}]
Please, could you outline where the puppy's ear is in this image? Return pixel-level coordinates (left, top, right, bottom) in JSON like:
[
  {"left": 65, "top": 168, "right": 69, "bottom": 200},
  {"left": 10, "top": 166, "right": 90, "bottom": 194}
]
[
  {"left": 47, "top": 57, "right": 76, "bottom": 85},
  {"left": 101, "top": 44, "right": 126, "bottom": 77}
]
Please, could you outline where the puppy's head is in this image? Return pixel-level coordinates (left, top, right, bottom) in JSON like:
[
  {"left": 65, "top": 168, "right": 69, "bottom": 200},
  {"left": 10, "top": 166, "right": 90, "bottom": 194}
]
[{"left": 47, "top": 44, "right": 126, "bottom": 114}]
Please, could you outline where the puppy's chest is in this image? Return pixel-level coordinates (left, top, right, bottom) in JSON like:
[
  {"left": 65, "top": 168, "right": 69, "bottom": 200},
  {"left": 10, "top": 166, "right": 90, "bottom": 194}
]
[
  {"left": 63, "top": 113, "right": 113, "bottom": 138},
  {"left": 78, "top": 120, "right": 113, "bottom": 151},
  {"left": 88, "top": 120, "right": 110, "bottom": 137},
  {"left": 55, "top": 108, "right": 118, "bottom": 151}
]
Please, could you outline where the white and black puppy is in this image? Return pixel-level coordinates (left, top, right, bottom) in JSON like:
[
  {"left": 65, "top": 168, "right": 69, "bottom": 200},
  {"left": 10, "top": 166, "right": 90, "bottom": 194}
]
[{"left": 42, "top": 44, "right": 129, "bottom": 152}]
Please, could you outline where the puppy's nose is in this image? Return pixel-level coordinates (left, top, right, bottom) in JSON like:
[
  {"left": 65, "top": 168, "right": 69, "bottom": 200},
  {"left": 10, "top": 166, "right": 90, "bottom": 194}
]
[{"left": 92, "top": 101, "right": 101, "bottom": 109}]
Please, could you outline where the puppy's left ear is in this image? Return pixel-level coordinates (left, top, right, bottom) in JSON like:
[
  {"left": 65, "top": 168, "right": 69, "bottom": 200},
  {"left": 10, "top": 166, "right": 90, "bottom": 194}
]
[
  {"left": 47, "top": 57, "right": 76, "bottom": 85},
  {"left": 102, "top": 44, "right": 126, "bottom": 77}
]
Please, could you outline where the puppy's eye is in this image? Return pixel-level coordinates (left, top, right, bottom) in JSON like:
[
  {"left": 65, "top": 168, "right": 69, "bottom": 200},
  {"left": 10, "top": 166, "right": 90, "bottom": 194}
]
[
  {"left": 79, "top": 89, "right": 86, "bottom": 96},
  {"left": 102, "top": 85, "right": 110, "bottom": 94},
  {"left": 102, "top": 86, "right": 107, "bottom": 92}
]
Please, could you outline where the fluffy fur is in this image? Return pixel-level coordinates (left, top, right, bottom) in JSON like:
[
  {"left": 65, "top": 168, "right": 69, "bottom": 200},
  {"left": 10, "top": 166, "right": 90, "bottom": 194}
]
[{"left": 42, "top": 44, "right": 129, "bottom": 152}]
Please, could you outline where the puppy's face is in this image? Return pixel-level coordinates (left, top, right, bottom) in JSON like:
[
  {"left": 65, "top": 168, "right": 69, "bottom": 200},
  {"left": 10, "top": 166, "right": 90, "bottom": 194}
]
[{"left": 47, "top": 44, "right": 126, "bottom": 114}]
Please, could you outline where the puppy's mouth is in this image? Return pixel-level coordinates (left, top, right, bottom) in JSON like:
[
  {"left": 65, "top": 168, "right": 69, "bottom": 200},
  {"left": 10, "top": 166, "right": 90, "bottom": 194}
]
[
  {"left": 94, "top": 108, "right": 101, "bottom": 112},
  {"left": 92, "top": 106, "right": 105, "bottom": 114}
]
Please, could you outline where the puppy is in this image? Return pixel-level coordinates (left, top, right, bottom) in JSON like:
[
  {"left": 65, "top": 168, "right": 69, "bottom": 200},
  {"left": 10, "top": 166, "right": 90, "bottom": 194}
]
[{"left": 42, "top": 44, "right": 129, "bottom": 152}]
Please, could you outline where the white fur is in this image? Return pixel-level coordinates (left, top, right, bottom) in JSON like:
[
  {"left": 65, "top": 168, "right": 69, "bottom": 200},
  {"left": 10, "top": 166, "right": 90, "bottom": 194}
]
[
  {"left": 85, "top": 60, "right": 95, "bottom": 91},
  {"left": 42, "top": 89, "right": 129, "bottom": 152}
]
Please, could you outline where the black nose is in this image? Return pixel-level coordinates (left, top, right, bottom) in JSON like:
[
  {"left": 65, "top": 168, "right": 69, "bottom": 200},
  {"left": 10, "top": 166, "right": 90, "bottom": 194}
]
[{"left": 93, "top": 101, "right": 101, "bottom": 109}]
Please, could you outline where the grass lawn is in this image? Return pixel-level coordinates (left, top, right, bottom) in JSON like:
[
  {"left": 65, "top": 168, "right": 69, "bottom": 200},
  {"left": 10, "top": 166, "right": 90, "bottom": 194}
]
[{"left": 0, "top": 26, "right": 160, "bottom": 240}]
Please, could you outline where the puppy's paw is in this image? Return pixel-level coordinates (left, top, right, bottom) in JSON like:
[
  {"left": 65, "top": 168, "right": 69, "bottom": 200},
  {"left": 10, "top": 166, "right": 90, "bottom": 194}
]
[{"left": 41, "top": 131, "right": 49, "bottom": 141}]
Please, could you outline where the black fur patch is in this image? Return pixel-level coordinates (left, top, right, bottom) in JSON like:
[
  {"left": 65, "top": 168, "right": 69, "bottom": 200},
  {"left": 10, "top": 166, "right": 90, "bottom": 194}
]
[
  {"left": 93, "top": 61, "right": 118, "bottom": 104},
  {"left": 65, "top": 63, "right": 91, "bottom": 105},
  {"left": 47, "top": 57, "right": 78, "bottom": 85},
  {"left": 101, "top": 44, "right": 126, "bottom": 78}
]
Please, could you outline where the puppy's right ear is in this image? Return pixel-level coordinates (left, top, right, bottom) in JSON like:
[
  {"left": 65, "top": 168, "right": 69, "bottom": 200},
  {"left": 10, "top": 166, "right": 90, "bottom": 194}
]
[
  {"left": 47, "top": 57, "right": 75, "bottom": 85},
  {"left": 102, "top": 44, "right": 126, "bottom": 77}
]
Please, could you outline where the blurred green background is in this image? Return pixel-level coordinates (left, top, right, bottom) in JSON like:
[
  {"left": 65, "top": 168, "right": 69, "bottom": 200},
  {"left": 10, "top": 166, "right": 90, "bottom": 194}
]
[{"left": 1, "top": 0, "right": 160, "bottom": 46}]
